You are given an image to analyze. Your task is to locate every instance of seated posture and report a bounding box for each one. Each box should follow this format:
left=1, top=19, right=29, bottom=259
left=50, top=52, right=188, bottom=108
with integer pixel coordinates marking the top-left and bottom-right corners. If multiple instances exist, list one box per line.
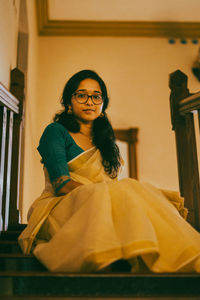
left=19, top=70, right=200, bottom=273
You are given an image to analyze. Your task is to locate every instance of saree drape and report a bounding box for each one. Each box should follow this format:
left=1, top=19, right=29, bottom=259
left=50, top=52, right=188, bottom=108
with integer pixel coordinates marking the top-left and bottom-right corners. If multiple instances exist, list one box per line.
left=18, top=148, right=200, bottom=273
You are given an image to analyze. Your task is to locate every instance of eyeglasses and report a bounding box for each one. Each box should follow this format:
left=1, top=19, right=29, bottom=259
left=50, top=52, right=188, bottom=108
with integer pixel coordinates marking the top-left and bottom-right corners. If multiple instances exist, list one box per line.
left=72, top=92, right=103, bottom=105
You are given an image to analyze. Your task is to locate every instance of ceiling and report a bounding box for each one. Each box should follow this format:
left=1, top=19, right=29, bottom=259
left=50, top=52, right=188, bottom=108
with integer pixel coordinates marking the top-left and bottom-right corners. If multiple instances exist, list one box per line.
left=48, top=0, right=200, bottom=22
left=36, top=0, right=200, bottom=37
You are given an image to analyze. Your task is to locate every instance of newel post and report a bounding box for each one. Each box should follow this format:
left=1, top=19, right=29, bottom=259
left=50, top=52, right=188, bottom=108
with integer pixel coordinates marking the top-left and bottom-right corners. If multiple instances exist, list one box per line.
left=9, top=68, right=24, bottom=228
left=169, top=70, right=200, bottom=230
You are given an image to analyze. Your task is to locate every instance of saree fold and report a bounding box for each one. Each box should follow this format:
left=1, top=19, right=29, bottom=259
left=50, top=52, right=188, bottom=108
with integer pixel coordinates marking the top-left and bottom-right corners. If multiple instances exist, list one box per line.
left=18, top=148, right=200, bottom=273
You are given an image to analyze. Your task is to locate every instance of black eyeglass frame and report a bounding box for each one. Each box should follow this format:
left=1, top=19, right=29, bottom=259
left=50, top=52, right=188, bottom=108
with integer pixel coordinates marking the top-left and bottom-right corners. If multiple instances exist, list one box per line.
left=72, top=92, right=104, bottom=105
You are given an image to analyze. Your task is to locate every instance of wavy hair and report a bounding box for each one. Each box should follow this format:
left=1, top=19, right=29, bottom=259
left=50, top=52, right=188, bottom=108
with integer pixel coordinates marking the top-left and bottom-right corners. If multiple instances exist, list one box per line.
left=53, top=70, right=121, bottom=178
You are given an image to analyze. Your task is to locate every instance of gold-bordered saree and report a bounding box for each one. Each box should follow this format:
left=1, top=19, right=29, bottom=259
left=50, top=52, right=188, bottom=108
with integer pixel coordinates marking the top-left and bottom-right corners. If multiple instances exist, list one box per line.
left=18, top=147, right=200, bottom=273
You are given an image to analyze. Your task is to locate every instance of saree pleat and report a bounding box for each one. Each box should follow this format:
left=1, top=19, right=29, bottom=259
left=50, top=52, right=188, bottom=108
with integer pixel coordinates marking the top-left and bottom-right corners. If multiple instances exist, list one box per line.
left=18, top=148, right=200, bottom=273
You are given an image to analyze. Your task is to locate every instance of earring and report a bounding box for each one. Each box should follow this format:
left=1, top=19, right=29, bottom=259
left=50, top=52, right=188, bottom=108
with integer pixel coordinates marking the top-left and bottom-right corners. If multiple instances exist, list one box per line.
left=99, top=112, right=104, bottom=118
left=67, top=105, right=72, bottom=114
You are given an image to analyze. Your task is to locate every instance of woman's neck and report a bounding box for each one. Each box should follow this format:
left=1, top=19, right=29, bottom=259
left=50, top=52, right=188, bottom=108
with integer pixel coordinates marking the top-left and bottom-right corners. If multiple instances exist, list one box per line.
left=79, top=123, right=92, bottom=137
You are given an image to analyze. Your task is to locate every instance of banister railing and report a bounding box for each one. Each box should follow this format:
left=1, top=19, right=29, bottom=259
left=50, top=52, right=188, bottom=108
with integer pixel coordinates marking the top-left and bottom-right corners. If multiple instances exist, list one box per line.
left=0, top=68, right=24, bottom=232
left=0, top=85, right=19, bottom=113
left=169, top=70, right=200, bottom=230
left=179, top=92, right=200, bottom=114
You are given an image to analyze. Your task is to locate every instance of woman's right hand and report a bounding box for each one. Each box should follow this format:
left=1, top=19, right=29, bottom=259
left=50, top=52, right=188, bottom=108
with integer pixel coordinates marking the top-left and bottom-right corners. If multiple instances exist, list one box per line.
left=57, top=179, right=83, bottom=196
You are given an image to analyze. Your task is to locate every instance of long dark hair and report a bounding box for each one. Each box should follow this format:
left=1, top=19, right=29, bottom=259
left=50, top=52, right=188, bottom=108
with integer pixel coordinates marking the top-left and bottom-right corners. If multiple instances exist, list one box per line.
left=54, top=70, right=121, bottom=178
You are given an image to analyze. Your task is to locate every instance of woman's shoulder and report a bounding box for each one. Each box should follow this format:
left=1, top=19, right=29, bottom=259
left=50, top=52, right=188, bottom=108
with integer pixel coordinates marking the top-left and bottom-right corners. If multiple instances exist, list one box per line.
left=45, top=122, right=67, bottom=131
left=39, top=123, right=73, bottom=146
left=42, top=122, right=70, bottom=137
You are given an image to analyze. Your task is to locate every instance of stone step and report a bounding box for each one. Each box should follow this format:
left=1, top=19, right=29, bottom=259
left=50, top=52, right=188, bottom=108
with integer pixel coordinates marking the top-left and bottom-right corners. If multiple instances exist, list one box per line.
left=3, top=297, right=187, bottom=300
left=0, top=254, right=46, bottom=271
left=0, top=230, right=22, bottom=241
left=7, top=224, right=27, bottom=231
left=3, top=297, right=183, bottom=300
left=0, top=224, right=26, bottom=241
left=0, top=271, right=200, bottom=298
left=0, top=241, right=21, bottom=254
left=1, top=225, right=200, bottom=299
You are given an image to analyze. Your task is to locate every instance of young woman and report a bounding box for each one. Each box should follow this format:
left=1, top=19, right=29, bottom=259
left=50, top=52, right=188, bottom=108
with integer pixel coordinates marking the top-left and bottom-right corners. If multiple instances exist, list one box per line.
left=19, top=70, right=200, bottom=273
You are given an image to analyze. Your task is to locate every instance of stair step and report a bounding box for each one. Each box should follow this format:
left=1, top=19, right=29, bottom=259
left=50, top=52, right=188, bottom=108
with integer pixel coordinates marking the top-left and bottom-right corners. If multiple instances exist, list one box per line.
left=0, top=241, right=21, bottom=254
left=0, top=254, right=46, bottom=271
left=0, top=296, right=197, bottom=299
left=1, top=223, right=200, bottom=299
left=7, top=224, right=27, bottom=232
left=0, top=230, right=22, bottom=241
left=0, top=271, right=200, bottom=298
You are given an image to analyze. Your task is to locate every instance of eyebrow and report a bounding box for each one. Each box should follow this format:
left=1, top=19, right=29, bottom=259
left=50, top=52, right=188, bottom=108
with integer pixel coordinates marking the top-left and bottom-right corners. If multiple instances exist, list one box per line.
left=76, top=89, right=101, bottom=93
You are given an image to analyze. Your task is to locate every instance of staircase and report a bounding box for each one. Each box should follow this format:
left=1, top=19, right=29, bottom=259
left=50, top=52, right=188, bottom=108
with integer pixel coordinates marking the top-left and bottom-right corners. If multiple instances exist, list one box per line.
left=0, top=226, right=200, bottom=299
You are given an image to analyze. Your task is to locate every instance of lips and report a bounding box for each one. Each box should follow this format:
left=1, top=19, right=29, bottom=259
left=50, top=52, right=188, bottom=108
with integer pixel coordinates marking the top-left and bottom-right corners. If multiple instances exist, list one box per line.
left=83, top=109, right=95, bottom=112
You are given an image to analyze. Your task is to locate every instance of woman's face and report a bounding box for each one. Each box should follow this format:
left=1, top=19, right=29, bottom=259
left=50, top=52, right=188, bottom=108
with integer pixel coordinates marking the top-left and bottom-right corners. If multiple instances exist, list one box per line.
left=71, top=78, right=103, bottom=124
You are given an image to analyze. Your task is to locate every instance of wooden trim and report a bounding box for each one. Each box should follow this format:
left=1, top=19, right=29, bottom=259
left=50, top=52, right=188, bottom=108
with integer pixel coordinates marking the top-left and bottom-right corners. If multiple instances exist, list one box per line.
left=114, top=128, right=138, bottom=179
left=169, top=70, right=200, bottom=230
left=3, top=111, right=14, bottom=231
left=114, top=128, right=138, bottom=144
left=0, top=83, right=19, bottom=114
left=36, top=0, right=200, bottom=37
left=9, top=68, right=25, bottom=228
left=179, top=92, right=200, bottom=115
left=0, top=107, right=7, bottom=231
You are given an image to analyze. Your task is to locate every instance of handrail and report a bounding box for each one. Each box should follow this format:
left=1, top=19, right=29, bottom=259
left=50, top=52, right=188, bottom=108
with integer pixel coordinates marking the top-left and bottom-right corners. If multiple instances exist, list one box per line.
left=0, top=82, right=19, bottom=114
left=179, top=92, right=200, bottom=115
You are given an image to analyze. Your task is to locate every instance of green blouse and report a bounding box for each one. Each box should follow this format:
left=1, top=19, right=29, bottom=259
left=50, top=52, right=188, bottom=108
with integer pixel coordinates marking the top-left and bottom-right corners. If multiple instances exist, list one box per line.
left=37, top=122, right=84, bottom=192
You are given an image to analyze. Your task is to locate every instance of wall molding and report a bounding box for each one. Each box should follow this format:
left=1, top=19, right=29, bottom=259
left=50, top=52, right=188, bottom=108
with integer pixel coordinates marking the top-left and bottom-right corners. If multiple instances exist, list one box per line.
left=36, top=0, right=200, bottom=37
left=114, top=128, right=138, bottom=179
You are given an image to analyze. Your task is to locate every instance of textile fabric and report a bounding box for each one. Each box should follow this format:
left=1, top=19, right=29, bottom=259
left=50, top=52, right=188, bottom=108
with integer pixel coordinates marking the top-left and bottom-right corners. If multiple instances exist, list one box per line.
left=18, top=148, right=200, bottom=273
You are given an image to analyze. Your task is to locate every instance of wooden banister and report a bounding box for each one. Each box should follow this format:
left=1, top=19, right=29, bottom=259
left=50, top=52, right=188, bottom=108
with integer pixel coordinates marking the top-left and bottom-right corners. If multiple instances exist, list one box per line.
left=179, top=92, right=200, bottom=114
left=9, top=68, right=24, bottom=228
left=169, top=70, right=200, bottom=230
left=0, top=68, right=24, bottom=231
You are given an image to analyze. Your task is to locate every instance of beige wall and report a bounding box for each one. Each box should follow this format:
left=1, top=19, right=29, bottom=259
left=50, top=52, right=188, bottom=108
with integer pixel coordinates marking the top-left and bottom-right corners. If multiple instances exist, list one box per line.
left=21, top=35, right=200, bottom=222
left=1, top=2, right=199, bottom=223
left=22, top=0, right=39, bottom=222
left=0, top=0, right=20, bottom=87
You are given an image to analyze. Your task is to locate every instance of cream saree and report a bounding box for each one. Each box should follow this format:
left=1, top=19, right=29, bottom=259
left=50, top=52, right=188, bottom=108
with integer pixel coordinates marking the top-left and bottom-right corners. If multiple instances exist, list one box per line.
left=18, top=147, right=200, bottom=273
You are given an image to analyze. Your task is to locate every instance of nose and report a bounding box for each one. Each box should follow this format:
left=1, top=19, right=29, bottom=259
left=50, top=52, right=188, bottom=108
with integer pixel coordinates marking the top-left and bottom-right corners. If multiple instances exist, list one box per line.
left=86, top=95, right=94, bottom=105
